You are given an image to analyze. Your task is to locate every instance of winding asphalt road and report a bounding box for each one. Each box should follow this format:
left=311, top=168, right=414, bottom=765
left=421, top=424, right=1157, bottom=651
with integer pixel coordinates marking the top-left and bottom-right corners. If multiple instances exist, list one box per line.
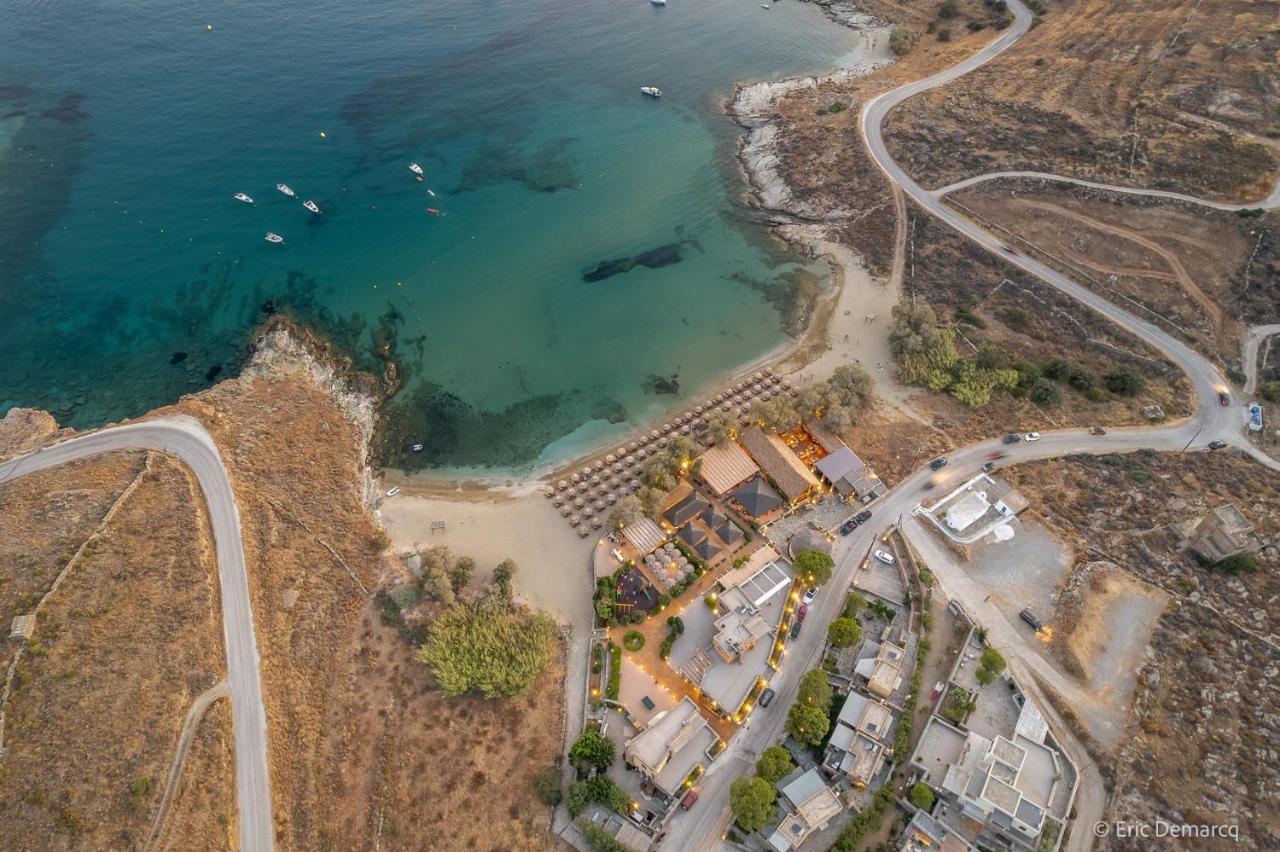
left=0, top=416, right=273, bottom=852
left=932, top=170, right=1280, bottom=212
left=667, top=3, right=1278, bottom=850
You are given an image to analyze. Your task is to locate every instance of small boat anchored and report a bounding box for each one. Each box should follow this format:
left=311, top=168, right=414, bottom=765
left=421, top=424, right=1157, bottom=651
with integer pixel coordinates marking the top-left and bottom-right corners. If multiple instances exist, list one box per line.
left=265, top=232, right=284, bottom=243
left=410, top=163, right=424, bottom=181
left=640, top=86, right=663, bottom=98
left=426, top=207, right=442, bottom=216
left=276, top=183, right=295, bottom=197
left=234, top=192, right=254, bottom=204
left=426, top=188, right=437, bottom=198
left=651, top=0, right=667, bottom=5
left=302, top=199, right=322, bottom=214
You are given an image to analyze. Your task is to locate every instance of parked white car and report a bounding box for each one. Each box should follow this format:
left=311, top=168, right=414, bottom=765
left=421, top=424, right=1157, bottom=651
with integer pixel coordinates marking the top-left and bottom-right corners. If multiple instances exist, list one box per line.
left=802, top=587, right=818, bottom=605
left=873, top=549, right=895, bottom=565
left=1024, top=432, right=1041, bottom=442
left=611, top=548, right=626, bottom=563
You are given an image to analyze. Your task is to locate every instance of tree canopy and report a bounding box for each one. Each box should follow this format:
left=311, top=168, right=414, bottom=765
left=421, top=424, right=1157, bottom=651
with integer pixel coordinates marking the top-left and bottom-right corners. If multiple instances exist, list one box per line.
left=755, top=746, right=795, bottom=784
left=794, top=550, right=834, bottom=586
left=569, top=729, right=616, bottom=771
left=418, top=599, right=557, bottom=698
left=890, top=304, right=1020, bottom=407
left=729, top=776, right=777, bottom=832
left=980, top=647, right=1007, bottom=674
left=827, top=617, right=861, bottom=649
left=785, top=702, right=830, bottom=746
left=908, top=782, right=936, bottom=811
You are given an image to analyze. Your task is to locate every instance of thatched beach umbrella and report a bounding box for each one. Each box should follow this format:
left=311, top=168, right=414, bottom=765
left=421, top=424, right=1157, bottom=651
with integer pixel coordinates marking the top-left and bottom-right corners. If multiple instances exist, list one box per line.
left=558, top=479, right=570, bottom=491
left=607, top=492, right=617, bottom=504
left=680, top=425, right=691, bottom=435
left=754, top=371, right=764, bottom=380
left=734, top=382, right=744, bottom=392
left=612, top=462, right=623, bottom=473
left=624, top=455, right=634, bottom=466
left=561, top=506, right=571, bottom=517
left=694, top=404, right=704, bottom=414
left=628, top=440, right=639, bottom=451
left=592, top=517, right=604, bottom=528
left=590, top=474, right=600, bottom=485
left=658, top=437, right=668, bottom=447
left=583, top=507, right=594, bottom=518
left=552, top=496, right=563, bottom=507
left=574, top=497, right=585, bottom=508
left=569, top=516, right=580, bottom=526
left=761, top=391, right=773, bottom=401
left=570, top=473, right=580, bottom=484
left=606, top=453, right=616, bottom=464
left=629, top=478, right=641, bottom=489
left=579, top=527, right=590, bottom=538
left=594, top=500, right=605, bottom=511
left=714, top=393, right=724, bottom=402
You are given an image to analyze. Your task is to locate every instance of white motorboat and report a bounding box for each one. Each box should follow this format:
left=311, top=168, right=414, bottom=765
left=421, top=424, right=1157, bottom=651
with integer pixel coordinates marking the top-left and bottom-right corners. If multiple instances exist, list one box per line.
left=641, top=86, right=662, bottom=98
left=409, top=163, right=424, bottom=176
left=426, top=189, right=436, bottom=197
left=265, top=232, right=284, bottom=243
left=234, top=192, right=254, bottom=204
left=411, top=443, right=424, bottom=452
left=276, top=183, right=295, bottom=197
left=302, top=199, right=322, bottom=214
left=651, top=0, right=667, bottom=5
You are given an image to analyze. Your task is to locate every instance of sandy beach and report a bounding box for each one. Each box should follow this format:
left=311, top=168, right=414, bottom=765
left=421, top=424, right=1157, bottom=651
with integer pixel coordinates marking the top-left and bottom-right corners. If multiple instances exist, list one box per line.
left=378, top=488, right=595, bottom=627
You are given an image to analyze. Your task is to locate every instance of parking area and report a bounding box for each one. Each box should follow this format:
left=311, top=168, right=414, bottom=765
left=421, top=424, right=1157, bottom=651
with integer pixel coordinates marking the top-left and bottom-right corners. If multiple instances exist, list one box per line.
left=964, top=516, right=1072, bottom=624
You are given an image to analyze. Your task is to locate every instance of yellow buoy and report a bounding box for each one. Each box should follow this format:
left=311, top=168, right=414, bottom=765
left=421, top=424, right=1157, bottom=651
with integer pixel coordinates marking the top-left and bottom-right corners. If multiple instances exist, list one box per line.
left=319, top=131, right=327, bottom=138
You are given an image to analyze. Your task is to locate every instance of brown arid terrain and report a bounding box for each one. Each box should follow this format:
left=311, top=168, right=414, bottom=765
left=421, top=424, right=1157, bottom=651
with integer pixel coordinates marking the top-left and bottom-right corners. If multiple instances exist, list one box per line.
left=0, top=448, right=229, bottom=850
left=882, top=0, right=1280, bottom=202
left=0, top=319, right=568, bottom=851
left=1003, top=450, right=1279, bottom=848
left=949, top=181, right=1280, bottom=365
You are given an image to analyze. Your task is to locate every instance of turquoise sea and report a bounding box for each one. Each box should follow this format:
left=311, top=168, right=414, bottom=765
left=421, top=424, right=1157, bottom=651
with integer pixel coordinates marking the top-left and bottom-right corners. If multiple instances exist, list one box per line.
left=0, top=0, right=866, bottom=473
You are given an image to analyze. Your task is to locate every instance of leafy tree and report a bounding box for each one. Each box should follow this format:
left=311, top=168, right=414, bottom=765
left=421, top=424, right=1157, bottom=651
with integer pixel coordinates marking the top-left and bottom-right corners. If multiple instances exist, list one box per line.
left=1028, top=377, right=1061, bottom=406
left=755, top=746, right=795, bottom=784
left=889, top=303, right=942, bottom=357
left=793, top=550, right=834, bottom=586
left=576, top=817, right=632, bottom=852
left=889, top=25, right=918, bottom=55
left=493, top=558, right=517, bottom=599
left=908, top=782, right=936, bottom=811
left=421, top=544, right=451, bottom=571
left=533, top=767, right=563, bottom=806
left=1260, top=381, right=1280, bottom=404
left=729, top=776, right=777, bottom=832
left=567, top=777, right=629, bottom=817
left=938, top=0, right=959, bottom=18
left=975, top=666, right=996, bottom=685
left=1042, top=359, right=1072, bottom=381
left=827, top=617, right=861, bottom=649
left=797, top=669, right=833, bottom=709
left=786, top=702, right=830, bottom=746
left=450, top=555, right=475, bottom=593
left=980, top=647, right=1007, bottom=674
left=418, top=599, right=557, bottom=697
left=705, top=413, right=737, bottom=446
left=595, top=597, right=615, bottom=624
left=1104, top=366, right=1145, bottom=397
left=754, top=397, right=801, bottom=431
left=1067, top=366, right=1097, bottom=393
left=569, top=729, right=616, bottom=772
left=607, top=495, right=645, bottom=530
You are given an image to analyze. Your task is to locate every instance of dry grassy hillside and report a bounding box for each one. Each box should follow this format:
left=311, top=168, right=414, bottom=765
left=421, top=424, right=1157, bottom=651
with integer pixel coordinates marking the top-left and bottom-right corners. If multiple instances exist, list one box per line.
left=1004, top=450, right=1279, bottom=848
left=883, top=0, right=1280, bottom=200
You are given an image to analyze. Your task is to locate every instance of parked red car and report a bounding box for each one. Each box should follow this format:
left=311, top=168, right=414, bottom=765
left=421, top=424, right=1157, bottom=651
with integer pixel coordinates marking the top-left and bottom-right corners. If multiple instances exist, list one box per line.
left=680, top=790, right=699, bottom=810
left=796, top=605, right=809, bottom=623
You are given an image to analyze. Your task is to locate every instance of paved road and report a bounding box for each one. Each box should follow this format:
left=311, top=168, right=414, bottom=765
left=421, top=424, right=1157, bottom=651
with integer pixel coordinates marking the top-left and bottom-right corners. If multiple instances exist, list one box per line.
left=0, top=416, right=273, bottom=852
left=668, top=3, right=1279, bottom=849
left=932, top=170, right=1280, bottom=212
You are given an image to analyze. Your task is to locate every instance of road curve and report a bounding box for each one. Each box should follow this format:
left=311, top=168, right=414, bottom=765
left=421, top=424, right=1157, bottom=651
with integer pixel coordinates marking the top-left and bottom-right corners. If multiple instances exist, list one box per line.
left=931, top=170, right=1280, bottom=212
left=0, top=416, right=273, bottom=852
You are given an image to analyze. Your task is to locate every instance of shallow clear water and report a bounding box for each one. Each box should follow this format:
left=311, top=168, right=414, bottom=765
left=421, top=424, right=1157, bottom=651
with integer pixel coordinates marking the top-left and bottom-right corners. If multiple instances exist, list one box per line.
left=0, top=0, right=866, bottom=473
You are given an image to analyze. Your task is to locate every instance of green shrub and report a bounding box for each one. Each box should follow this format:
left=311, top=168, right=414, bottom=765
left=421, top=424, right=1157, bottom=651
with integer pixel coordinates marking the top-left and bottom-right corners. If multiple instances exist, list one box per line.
left=980, top=647, right=1007, bottom=674
left=827, top=101, right=849, bottom=113
left=1260, top=381, right=1280, bottom=403
left=1028, top=378, right=1061, bottom=405
left=975, top=666, right=995, bottom=685
left=418, top=600, right=557, bottom=698
left=1067, top=367, right=1097, bottom=392
left=388, top=583, right=420, bottom=611
left=1130, top=467, right=1151, bottom=483
left=844, top=592, right=867, bottom=617
left=1104, top=366, right=1145, bottom=397
left=830, top=786, right=896, bottom=851
left=908, top=782, right=936, bottom=810
left=1209, top=552, right=1258, bottom=574
left=570, top=729, right=617, bottom=772
left=936, top=26, right=952, bottom=41
left=1034, top=56, right=1046, bottom=66
left=1085, top=386, right=1108, bottom=402
left=533, top=768, right=563, bottom=806
left=607, top=644, right=622, bottom=699
left=623, top=630, right=645, bottom=652
left=889, top=25, right=918, bottom=56
left=967, top=19, right=987, bottom=30
left=567, top=777, right=628, bottom=817
left=938, top=0, right=959, bottom=17
left=576, top=818, right=629, bottom=852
